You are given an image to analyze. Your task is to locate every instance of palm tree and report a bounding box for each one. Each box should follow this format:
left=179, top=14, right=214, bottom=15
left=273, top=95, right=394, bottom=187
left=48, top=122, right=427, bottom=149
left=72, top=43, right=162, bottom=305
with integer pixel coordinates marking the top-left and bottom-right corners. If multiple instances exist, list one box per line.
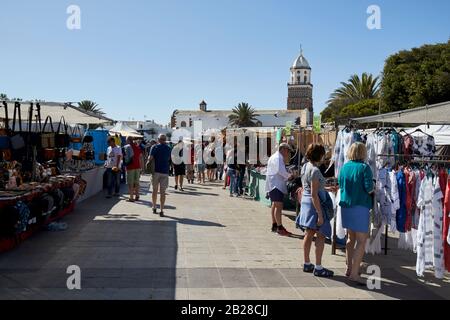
left=228, top=102, right=259, bottom=127
left=0, top=93, right=8, bottom=101
left=327, top=73, right=381, bottom=106
left=78, top=100, right=105, bottom=115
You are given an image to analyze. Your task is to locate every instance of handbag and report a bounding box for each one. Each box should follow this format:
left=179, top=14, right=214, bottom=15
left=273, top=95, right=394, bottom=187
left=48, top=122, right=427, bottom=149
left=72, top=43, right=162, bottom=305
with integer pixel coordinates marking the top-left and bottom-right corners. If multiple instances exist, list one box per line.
left=55, top=116, right=70, bottom=148
left=145, top=158, right=155, bottom=174
left=44, top=148, right=56, bottom=161
left=0, top=101, right=11, bottom=149
left=41, top=116, right=56, bottom=148
left=28, top=102, right=42, bottom=147
left=71, top=126, right=82, bottom=143
left=10, top=102, right=26, bottom=150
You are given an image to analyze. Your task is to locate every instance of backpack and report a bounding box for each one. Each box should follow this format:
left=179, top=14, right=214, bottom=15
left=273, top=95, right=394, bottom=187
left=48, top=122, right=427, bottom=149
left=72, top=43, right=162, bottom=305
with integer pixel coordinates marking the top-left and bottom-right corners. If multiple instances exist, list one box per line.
left=123, top=145, right=134, bottom=166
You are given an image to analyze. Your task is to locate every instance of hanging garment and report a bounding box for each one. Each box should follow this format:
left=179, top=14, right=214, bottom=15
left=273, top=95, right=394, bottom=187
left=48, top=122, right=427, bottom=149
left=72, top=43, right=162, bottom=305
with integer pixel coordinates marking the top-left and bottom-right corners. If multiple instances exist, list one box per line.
left=402, top=134, right=414, bottom=160
left=416, top=176, right=445, bottom=279
left=335, top=191, right=346, bottom=240
left=405, top=169, right=416, bottom=232
left=444, top=178, right=450, bottom=272
left=412, top=135, right=436, bottom=157
left=396, top=170, right=407, bottom=233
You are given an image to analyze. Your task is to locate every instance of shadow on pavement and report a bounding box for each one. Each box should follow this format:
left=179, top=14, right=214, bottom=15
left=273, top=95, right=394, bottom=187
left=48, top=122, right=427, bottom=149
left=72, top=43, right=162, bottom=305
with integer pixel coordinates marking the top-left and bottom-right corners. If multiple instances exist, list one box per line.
left=163, top=215, right=225, bottom=228
left=0, top=186, right=179, bottom=300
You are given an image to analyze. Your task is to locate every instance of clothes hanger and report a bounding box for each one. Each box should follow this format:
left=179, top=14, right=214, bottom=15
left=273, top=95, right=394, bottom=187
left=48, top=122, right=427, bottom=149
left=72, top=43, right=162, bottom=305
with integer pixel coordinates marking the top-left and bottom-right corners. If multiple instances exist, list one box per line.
left=409, top=128, right=433, bottom=138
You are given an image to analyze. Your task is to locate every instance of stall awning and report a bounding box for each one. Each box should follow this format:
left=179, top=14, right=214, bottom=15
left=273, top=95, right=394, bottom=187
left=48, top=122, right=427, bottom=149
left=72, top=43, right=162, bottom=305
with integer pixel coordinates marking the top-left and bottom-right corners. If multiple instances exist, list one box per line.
left=351, top=101, right=450, bottom=125
left=0, top=101, right=114, bottom=125
left=109, top=122, right=143, bottom=138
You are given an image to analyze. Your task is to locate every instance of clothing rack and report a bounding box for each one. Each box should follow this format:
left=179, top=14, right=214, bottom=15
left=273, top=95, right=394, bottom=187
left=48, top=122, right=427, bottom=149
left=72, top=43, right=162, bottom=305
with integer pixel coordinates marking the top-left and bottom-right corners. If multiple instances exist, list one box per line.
left=376, top=154, right=450, bottom=255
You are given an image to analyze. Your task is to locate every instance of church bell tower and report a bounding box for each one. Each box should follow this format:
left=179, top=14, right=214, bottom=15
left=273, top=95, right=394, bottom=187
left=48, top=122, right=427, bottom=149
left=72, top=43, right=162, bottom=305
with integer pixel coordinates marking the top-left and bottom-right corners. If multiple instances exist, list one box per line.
left=287, top=47, right=313, bottom=125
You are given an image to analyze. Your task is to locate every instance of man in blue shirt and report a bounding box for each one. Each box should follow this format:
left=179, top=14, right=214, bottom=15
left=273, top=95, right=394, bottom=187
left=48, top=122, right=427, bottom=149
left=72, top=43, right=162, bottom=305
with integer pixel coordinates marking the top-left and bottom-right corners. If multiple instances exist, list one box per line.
left=149, top=134, right=172, bottom=216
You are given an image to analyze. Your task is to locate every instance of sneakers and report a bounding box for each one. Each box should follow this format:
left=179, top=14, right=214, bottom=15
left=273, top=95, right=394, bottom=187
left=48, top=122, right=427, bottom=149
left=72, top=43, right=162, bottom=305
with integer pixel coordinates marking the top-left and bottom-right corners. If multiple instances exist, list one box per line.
left=303, top=263, right=315, bottom=273
left=277, top=226, right=291, bottom=237
left=313, top=267, right=334, bottom=278
left=152, top=208, right=157, bottom=214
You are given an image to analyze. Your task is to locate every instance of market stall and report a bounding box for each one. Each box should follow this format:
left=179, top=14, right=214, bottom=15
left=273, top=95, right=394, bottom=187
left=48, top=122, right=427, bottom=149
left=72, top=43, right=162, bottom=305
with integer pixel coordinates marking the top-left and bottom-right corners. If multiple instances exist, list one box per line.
left=0, top=101, right=112, bottom=252
left=336, top=101, right=450, bottom=279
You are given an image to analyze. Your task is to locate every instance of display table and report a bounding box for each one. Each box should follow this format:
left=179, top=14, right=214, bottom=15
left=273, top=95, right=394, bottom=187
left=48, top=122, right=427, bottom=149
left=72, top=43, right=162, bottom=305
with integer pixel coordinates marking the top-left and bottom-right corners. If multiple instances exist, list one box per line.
left=248, top=170, right=271, bottom=207
left=248, top=170, right=295, bottom=209
left=77, top=167, right=106, bottom=203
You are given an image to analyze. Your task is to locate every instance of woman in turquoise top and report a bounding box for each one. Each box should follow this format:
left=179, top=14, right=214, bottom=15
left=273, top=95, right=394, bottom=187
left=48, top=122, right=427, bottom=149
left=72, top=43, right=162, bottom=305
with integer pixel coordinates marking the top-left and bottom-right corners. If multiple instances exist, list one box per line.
left=338, top=142, right=374, bottom=285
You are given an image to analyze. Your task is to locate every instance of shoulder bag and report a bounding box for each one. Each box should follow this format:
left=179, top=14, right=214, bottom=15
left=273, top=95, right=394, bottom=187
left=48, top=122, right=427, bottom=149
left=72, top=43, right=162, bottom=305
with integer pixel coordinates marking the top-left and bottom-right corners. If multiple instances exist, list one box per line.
left=41, top=116, right=56, bottom=149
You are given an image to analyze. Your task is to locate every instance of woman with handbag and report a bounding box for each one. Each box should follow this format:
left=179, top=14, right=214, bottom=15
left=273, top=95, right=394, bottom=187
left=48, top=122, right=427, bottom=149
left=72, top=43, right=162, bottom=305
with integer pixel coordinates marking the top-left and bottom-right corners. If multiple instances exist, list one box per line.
left=297, top=144, right=334, bottom=278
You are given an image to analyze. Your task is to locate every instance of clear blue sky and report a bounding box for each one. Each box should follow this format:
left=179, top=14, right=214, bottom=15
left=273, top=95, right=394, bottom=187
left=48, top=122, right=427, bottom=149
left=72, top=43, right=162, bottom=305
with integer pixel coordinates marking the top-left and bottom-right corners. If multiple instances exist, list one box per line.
left=0, top=0, right=449, bottom=125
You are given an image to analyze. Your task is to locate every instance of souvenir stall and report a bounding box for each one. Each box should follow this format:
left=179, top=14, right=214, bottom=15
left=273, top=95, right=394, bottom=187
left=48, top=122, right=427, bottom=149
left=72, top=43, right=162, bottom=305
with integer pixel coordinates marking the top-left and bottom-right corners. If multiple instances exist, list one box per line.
left=0, top=101, right=112, bottom=253
left=334, top=101, right=450, bottom=279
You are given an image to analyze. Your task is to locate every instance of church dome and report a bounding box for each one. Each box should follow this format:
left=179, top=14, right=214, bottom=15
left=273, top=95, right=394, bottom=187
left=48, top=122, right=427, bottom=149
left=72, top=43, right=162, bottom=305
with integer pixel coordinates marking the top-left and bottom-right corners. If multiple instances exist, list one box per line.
left=292, top=53, right=310, bottom=69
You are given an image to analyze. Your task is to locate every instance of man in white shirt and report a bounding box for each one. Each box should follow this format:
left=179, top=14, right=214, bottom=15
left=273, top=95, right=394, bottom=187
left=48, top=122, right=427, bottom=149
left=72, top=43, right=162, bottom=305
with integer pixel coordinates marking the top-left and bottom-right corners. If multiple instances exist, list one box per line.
left=105, top=137, right=123, bottom=198
left=265, top=143, right=292, bottom=236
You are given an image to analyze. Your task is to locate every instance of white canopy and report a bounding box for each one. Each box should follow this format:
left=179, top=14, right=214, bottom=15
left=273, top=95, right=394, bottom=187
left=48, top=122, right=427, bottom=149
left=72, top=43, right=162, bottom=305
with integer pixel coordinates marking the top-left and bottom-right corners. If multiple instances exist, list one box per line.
left=351, top=101, right=450, bottom=125
left=109, top=122, right=143, bottom=138
left=0, top=101, right=113, bottom=125
left=405, top=125, right=450, bottom=146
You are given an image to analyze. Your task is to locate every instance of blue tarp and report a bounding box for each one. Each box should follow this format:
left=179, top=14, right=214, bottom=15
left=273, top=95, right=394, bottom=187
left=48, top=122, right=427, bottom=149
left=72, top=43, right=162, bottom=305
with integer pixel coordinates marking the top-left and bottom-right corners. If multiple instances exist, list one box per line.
left=86, top=129, right=109, bottom=165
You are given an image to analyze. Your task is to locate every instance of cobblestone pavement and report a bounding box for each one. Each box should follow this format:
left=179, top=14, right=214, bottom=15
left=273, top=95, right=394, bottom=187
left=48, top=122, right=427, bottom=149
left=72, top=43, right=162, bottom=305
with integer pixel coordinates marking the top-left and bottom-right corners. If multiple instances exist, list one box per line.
left=0, top=175, right=449, bottom=300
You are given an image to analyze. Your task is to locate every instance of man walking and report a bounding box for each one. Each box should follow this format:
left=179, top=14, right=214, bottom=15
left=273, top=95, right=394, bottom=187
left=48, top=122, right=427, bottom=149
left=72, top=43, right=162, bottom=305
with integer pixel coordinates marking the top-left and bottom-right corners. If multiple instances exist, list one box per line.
left=265, top=143, right=292, bottom=236
left=125, top=137, right=143, bottom=202
left=149, top=134, right=171, bottom=217
left=105, top=137, right=123, bottom=199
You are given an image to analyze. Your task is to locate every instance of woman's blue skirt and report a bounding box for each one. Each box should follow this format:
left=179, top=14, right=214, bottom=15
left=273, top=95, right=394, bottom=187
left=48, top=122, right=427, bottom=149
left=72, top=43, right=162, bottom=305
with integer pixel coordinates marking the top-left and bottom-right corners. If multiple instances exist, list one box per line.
left=341, top=206, right=370, bottom=233
left=296, top=193, right=332, bottom=239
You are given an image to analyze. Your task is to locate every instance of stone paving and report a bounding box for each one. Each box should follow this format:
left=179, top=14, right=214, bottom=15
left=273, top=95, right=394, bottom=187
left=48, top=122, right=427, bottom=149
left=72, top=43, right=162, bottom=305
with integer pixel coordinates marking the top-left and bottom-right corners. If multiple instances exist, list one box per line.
left=0, top=175, right=449, bottom=300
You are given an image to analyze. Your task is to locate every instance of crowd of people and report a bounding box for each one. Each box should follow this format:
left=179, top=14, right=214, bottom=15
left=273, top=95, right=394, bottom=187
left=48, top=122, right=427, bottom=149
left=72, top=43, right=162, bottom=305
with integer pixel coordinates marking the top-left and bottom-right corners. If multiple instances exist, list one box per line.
left=105, top=133, right=373, bottom=286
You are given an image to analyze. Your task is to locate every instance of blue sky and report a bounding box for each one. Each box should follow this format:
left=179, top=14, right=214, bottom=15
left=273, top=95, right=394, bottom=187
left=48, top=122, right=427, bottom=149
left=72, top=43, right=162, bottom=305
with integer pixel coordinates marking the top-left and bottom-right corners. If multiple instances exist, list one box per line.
left=0, top=0, right=449, bottom=125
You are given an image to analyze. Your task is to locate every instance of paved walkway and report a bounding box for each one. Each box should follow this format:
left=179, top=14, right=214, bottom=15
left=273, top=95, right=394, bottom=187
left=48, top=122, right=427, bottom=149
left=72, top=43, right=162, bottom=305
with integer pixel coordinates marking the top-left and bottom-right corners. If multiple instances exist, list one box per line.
left=0, top=175, right=449, bottom=300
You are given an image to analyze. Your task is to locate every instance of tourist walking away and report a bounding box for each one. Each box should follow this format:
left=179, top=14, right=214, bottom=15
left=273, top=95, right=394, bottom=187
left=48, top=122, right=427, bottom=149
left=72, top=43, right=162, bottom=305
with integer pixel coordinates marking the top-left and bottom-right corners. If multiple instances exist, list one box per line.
left=206, top=138, right=217, bottom=182
left=124, top=137, right=143, bottom=202
left=338, top=142, right=374, bottom=285
left=173, top=139, right=186, bottom=191
left=149, top=134, right=171, bottom=217
left=195, top=142, right=206, bottom=184
left=105, top=137, right=123, bottom=199
left=186, top=143, right=195, bottom=184
left=265, top=143, right=292, bottom=236
left=297, top=144, right=334, bottom=278
left=226, top=146, right=240, bottom=197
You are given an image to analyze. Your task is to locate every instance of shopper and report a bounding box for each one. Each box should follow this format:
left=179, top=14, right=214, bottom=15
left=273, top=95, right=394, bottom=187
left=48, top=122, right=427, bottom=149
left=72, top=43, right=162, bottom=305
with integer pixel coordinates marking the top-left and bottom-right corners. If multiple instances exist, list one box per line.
left=265, top=143, right=292, bottom=236
left=125, top=137, right=143, bottom=202
left=173, top=139, right=186, bottom=191
left=149, top=134, right=171, bottom=216
left=195, top=142, right=206, bottom=184
left=297, top=144, right=334, bottom=278
left=105, top=137, right=123, bottom=199
left=206, top=138, right=217, bottom=182
left=338, top=142, right=374, bottom=285
left=186, top=143, right=195, bottom=184
left=226, top=147, right=239, bottom=197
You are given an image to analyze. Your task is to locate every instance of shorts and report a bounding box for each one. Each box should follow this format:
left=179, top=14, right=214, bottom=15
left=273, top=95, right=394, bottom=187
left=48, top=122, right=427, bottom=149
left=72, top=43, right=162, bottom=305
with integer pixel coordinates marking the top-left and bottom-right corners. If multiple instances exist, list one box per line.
left=268, top=188, right=285, bottom=203
left=174, top=164, right=186, bottom=176
left=127, top=169, right=141, bottom=187
left=195, top=164, right=206, bottom=172
left=152, top=172, right=169, bottom=193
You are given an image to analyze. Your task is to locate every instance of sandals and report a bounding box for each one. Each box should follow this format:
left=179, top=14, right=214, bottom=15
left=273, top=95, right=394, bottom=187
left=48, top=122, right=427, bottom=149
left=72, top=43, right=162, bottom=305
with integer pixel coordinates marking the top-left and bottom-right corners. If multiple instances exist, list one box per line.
left=313, top=268, right=334, bottom=278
